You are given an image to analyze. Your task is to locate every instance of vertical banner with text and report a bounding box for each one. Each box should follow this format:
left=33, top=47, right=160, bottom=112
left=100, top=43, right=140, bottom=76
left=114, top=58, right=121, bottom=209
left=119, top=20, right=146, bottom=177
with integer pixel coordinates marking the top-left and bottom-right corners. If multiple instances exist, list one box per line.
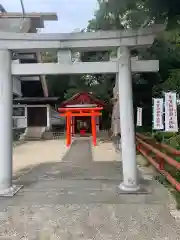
left=153, top=98, right=164, bottom=130
left=164, top=92, right=178, bottom=132
left=136, top=107, right=142, bottom=126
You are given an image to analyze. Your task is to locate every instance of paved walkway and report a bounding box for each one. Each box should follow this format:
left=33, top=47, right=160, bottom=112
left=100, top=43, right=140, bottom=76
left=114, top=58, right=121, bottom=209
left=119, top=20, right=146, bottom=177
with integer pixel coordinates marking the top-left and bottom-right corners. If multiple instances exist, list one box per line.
left=0, top=139, right=179, bottom=239
left=62, top=138, right=92, bottom=164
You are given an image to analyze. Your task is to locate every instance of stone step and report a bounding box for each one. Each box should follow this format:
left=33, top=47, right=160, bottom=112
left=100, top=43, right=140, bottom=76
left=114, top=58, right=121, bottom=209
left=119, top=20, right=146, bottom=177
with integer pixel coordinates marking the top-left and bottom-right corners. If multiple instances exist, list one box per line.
left=22, top=127, right=46, bottom=140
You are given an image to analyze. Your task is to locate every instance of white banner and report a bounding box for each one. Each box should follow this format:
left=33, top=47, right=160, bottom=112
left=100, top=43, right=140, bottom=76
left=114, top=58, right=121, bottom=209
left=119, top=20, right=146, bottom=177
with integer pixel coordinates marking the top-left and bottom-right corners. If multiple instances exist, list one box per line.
left=164, top=92, right=178, bottom=132
left=136, top=107, right=142, bottom=126
left=153, top=98, right=164, bottom=130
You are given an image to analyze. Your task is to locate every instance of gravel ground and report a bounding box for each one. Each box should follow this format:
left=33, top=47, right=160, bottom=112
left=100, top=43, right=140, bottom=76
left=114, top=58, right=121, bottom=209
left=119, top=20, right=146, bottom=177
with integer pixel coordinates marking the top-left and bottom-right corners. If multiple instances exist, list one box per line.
left=13, top=139, right=68, bottom=173
left=92, top=140, right=120, bottom=162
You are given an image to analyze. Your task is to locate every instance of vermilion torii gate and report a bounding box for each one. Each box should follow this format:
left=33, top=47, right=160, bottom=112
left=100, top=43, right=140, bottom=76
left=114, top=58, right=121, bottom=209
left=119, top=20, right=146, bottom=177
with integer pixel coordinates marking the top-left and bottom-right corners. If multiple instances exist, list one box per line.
left=59, top=106, right=103, bottom=147
left=0, top=25, right=163, bottom=196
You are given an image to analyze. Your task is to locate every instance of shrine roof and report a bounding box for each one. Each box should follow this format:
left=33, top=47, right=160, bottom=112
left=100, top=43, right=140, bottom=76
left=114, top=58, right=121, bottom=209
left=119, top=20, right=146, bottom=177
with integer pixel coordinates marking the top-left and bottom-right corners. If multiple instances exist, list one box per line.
left=13, top=97, right=60, bottom=104
left=60, top=92, right=105, bottom=108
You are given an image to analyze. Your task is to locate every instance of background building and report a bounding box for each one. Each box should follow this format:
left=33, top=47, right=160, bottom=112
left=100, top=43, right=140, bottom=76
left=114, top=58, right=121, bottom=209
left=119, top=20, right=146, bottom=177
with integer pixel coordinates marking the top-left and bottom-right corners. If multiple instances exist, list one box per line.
left=0, top=5, right=58, bottom=139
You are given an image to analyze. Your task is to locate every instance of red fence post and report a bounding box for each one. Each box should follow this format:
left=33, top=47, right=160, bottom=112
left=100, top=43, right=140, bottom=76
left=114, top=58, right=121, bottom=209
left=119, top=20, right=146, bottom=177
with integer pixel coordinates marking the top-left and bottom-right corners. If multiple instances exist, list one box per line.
left=91, top=115, right=97, bottom=146
left=66, top=114, right=71, bottom=147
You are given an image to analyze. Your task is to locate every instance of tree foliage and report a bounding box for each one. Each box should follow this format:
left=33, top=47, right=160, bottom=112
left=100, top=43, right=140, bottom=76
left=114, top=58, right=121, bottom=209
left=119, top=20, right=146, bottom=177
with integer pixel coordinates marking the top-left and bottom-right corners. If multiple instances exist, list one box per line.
left=44, top=0, right=180, bottom=130
left=86, top=0, right=180, bottom=129
left=88, top=0, right=180, bottom=30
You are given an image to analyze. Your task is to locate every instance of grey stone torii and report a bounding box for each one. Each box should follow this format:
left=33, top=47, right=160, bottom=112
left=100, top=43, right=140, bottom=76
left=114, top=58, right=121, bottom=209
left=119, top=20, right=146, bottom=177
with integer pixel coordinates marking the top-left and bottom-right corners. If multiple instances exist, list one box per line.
left=0, top=25, right=163, bottom=196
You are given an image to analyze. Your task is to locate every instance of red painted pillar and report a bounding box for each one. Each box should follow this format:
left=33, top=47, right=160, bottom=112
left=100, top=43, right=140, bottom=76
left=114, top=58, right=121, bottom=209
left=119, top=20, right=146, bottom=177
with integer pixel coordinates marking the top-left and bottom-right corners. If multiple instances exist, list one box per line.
left=66, top=114, right=71, bottom=147
left=91, top=115, right=97, bottom=146
left=72, top=117, right=75, bottom=136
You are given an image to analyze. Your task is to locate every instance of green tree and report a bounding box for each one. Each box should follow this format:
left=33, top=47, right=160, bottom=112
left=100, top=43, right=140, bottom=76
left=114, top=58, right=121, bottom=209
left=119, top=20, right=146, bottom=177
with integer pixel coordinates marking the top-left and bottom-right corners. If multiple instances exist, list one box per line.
left=88, top=0, right=180, bottom=30
left=86, top=0, right=180, bottom=130
left=44, top=0, right=180, bottom=131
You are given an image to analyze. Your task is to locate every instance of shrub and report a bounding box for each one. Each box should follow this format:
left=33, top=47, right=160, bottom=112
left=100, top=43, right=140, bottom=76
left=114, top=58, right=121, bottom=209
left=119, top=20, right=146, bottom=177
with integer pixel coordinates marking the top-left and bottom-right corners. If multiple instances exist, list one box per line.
left=153, top=131, right=177, bottom=142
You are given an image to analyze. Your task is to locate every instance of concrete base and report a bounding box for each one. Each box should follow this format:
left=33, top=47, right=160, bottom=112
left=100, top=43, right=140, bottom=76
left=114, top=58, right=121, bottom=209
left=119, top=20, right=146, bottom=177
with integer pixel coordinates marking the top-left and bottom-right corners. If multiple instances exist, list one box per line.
left=118, top=182, right=149, bottom=194
left=0, top=185, right=23, bottom=197
left=42, top=131, right=53, bottom=140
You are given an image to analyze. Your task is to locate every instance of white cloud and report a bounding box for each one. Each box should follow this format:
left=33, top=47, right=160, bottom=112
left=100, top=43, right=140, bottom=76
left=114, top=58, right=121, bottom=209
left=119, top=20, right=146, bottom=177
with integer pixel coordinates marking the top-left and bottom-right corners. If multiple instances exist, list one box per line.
left=0, top=0, right=98, bottom=32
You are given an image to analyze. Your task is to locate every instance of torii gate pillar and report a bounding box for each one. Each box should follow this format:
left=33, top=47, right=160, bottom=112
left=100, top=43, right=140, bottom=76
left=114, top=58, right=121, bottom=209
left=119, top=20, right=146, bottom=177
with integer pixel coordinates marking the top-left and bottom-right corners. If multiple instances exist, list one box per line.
left=117, top=47, right=140, bottom=191
left=0, top=49, right=22, bottom=196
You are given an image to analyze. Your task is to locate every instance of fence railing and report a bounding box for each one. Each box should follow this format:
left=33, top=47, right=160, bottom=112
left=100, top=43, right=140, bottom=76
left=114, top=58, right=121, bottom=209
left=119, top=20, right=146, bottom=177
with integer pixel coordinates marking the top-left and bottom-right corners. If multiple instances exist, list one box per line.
left=136, top=133, right=180, bottom=192
left=136, top=132, right=180, bottom=156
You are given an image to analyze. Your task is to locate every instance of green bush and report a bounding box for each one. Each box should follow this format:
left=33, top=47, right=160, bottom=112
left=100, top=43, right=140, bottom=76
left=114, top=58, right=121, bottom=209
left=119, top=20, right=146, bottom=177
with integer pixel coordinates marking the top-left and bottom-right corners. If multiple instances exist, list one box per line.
left=136, top=126, right=152, bottom=133
left=153, top=131, right=177, bottom=142
left=174, top=134, right=180, bottom=145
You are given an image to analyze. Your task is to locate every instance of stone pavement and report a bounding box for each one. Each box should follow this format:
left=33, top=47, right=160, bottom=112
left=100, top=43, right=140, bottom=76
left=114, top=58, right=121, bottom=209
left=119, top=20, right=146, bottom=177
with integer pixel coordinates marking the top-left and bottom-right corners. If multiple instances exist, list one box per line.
left=0, top=139, right=179, bottom=239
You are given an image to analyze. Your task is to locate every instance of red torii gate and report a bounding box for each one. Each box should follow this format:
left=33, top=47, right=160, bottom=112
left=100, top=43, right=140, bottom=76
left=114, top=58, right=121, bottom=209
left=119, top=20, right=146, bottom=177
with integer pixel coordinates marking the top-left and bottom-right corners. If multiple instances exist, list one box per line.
left=58, top=107, right=103, bottom=147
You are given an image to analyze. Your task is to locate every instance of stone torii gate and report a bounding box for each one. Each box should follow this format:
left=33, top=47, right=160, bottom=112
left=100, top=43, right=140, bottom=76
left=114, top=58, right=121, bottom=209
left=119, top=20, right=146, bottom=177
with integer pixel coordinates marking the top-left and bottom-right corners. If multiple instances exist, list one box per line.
left=0, top=25, right=163, bottom=196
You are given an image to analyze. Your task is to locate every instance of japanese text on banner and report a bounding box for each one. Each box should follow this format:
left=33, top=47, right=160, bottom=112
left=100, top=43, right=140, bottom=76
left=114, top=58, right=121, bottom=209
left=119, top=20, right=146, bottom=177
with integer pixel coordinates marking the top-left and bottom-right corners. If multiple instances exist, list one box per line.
left=164, top=92, right=178, bottom=132
left=153, top=98, right=164, bottom=130
left=136, top=107, right=142, bottom=126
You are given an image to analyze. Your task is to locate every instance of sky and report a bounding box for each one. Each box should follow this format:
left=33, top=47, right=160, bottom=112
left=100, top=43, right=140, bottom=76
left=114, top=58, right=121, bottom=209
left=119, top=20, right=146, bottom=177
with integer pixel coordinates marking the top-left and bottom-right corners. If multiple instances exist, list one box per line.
left=0, top=0, right=98, bottom=32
